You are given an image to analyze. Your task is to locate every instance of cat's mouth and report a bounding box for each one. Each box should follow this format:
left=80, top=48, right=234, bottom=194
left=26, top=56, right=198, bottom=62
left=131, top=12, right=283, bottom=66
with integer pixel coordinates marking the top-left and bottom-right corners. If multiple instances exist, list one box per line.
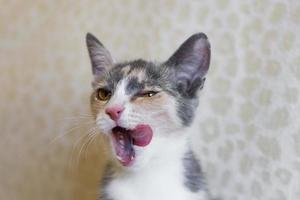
left=111, top=124, right=153, bottom=167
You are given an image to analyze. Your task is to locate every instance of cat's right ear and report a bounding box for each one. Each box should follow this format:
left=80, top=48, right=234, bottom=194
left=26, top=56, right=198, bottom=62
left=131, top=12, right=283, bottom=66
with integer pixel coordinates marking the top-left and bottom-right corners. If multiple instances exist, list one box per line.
left=86, top=33, right=113, bottom=78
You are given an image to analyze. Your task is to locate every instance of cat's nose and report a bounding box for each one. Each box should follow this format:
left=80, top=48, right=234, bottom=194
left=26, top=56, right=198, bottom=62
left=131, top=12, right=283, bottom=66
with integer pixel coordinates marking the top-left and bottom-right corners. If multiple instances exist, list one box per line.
left=105, top=106, right=124, bottom=121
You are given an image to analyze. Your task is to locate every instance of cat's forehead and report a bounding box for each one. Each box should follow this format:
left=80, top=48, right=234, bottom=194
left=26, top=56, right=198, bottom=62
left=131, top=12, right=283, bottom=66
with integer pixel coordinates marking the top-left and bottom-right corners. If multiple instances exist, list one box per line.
left=113, top=60, right=149, bottom=80
left=105, top=59, right=169, bottom=93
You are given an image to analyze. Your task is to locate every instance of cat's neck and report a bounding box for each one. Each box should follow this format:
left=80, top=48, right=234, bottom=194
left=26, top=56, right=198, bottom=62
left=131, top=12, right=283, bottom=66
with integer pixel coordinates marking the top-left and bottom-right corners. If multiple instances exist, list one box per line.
left=123, top=127, right=192, bottom=174
left=149, top=136, right=187, bottom=169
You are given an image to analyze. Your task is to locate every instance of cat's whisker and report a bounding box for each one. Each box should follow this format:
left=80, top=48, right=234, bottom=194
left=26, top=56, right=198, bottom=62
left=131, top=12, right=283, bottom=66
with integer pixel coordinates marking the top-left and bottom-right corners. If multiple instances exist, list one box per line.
left=63, top=121, right=96, bottom=130
left=79, top=131, right=95, bottom=161
left=48, top=121, right=95, bottom=147
left=76, top=127, right=98, bottom=168
left=84, top=131, right=100, bottom=159
left=59, top=119, right=94, bottom=126
left=68, top=126, right=96, bottom=170
left=56, top=114, right=94, bottom=125
left=61, top=113, right=93, bottom=120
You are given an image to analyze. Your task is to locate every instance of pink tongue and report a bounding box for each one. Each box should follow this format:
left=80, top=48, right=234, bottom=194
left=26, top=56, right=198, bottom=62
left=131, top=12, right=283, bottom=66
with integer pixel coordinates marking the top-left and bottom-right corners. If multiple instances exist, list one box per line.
left=131, top=124, right=153, bottom=147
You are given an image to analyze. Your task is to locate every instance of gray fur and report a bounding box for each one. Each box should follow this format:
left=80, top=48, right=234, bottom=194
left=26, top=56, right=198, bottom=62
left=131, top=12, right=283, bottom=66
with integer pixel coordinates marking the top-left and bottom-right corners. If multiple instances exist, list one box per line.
left=106, top=68, right=125, bottom=91
left=177, top=98, right=199, bottom=126
left=183, top=150, right=206, bottom=193
left=126, top=77, right=145, bottom=95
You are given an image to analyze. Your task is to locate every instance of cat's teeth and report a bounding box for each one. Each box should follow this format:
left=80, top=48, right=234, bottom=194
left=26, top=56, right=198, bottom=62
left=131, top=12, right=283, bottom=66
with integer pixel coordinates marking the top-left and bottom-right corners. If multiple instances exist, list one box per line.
left=130, top=155, right=134, bottom=160
left=119, top=139, right=125, bottom=146
left=116, top=155, right=122, bottom=161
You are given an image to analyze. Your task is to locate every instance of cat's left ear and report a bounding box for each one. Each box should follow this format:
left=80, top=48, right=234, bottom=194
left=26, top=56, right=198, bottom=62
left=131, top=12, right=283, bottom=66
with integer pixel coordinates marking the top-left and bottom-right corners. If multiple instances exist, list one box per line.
left=86, top=33, right=113, bottom=78
left=166, top=33, right=210, bottom=97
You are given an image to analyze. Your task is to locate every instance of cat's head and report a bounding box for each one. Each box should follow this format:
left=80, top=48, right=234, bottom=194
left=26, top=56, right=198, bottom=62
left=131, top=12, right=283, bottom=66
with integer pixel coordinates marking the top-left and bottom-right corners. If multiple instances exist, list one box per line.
left=86, top=33, right=210, bottom=168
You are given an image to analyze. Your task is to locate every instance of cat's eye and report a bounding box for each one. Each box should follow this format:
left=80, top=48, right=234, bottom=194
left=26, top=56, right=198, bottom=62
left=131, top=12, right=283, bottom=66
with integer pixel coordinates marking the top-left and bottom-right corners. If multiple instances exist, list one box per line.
left=137, top=91, right=158, bottom=98
left=96, top=88, right=111, bottom=101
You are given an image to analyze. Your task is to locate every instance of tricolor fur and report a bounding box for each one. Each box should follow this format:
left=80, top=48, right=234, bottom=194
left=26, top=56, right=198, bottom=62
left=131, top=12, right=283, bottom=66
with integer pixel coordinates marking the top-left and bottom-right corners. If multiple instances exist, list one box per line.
left=86, top=32, right=211, bottom=200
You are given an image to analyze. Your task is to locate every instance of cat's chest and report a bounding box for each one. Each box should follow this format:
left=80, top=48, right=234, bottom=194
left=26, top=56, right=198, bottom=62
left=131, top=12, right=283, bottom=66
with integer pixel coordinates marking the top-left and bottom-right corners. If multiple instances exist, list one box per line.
left=103, top=163, right=207, bottom=200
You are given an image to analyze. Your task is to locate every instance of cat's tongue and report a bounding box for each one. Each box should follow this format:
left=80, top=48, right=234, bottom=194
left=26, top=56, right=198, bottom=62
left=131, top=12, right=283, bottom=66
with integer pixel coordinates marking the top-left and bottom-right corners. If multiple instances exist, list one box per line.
left=111, top=125, right=153, bottom=166
left=131, top=124, right=153, bottom=147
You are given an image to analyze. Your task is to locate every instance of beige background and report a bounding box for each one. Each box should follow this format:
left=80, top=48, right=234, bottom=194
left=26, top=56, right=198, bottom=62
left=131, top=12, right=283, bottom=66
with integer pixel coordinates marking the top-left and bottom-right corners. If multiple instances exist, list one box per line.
left=1, top=0, right=300, bottom=200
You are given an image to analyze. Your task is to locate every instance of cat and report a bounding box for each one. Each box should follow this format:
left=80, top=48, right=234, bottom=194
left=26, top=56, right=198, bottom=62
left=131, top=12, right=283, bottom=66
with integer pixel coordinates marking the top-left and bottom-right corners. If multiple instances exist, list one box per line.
left=86, top=32, right=211, bottom=200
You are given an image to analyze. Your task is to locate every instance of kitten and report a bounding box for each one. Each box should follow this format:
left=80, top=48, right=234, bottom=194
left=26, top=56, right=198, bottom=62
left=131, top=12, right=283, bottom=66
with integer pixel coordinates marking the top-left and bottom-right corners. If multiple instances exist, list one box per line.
left=86, top=32, right=211, bottom=200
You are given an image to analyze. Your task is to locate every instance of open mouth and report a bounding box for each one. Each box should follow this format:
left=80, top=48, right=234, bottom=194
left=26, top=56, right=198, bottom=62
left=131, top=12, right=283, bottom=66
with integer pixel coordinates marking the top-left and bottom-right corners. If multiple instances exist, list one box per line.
left=111, top=124, right=153, bottom=166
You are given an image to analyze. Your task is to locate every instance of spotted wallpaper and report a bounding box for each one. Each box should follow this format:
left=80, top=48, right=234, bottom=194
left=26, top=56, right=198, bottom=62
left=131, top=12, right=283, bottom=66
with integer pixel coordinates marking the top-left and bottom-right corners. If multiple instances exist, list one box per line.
left=0, top=0, right=300, bottom=199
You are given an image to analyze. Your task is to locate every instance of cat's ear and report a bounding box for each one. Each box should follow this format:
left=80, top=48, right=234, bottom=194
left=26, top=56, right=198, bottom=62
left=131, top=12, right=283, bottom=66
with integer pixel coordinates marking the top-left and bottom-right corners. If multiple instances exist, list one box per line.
left=166, top=33, right=210, bottom=97
left=86, top=33, right=113, bottom=78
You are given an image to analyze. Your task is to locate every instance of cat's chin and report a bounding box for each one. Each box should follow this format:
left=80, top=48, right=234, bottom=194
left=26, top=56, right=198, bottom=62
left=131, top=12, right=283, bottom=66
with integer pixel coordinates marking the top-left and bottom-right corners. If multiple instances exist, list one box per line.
left=110, top=124, right=153, bottom=167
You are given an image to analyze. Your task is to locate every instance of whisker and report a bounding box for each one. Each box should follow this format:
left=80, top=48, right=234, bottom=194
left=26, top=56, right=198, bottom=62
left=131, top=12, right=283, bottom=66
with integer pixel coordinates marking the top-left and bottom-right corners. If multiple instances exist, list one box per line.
left=61, top=114, right=93, bottom=120
left=48, top=120, right=96, bottom=146
left=55, top=113, right=94, bottom=124
left=84, top=131, right=100, bottom=159
left=75, top=127, right=98, bottom=168
left=68, top=127, right=96, bottom=170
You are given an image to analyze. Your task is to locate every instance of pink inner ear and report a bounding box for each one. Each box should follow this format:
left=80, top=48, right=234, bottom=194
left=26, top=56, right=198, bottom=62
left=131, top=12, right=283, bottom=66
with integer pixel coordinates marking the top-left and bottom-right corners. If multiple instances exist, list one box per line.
left=166, top=33, right=210, bottom=82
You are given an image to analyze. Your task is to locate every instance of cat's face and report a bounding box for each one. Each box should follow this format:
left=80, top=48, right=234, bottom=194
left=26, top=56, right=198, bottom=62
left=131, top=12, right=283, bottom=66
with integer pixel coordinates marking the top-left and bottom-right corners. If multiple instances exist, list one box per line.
left=86, top=33, right=210, bottom=168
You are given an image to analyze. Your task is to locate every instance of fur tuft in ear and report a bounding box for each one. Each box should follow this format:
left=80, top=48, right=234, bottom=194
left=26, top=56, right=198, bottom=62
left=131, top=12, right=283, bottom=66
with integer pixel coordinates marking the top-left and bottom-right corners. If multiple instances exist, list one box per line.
left=86, top=33, right=113, bottom=78
left=166, top=33, right=211, bottom=98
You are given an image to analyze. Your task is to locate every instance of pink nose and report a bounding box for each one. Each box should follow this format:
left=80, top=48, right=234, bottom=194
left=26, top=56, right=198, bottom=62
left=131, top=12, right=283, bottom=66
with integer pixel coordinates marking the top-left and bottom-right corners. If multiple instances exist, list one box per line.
left=105, top=106, right=124, bottom=121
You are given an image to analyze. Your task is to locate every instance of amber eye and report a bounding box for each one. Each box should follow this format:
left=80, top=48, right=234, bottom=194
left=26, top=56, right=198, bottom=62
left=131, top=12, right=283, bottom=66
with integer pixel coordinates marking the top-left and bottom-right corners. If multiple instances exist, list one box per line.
left=138, top=91, right=158, bottom=98
left=96, top=88, right=111, bottom=101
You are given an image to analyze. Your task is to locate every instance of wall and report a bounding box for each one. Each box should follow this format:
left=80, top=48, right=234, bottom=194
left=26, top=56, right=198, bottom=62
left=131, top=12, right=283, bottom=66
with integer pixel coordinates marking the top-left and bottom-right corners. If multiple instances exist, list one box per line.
left=0, top=0, right=299, bottom=199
